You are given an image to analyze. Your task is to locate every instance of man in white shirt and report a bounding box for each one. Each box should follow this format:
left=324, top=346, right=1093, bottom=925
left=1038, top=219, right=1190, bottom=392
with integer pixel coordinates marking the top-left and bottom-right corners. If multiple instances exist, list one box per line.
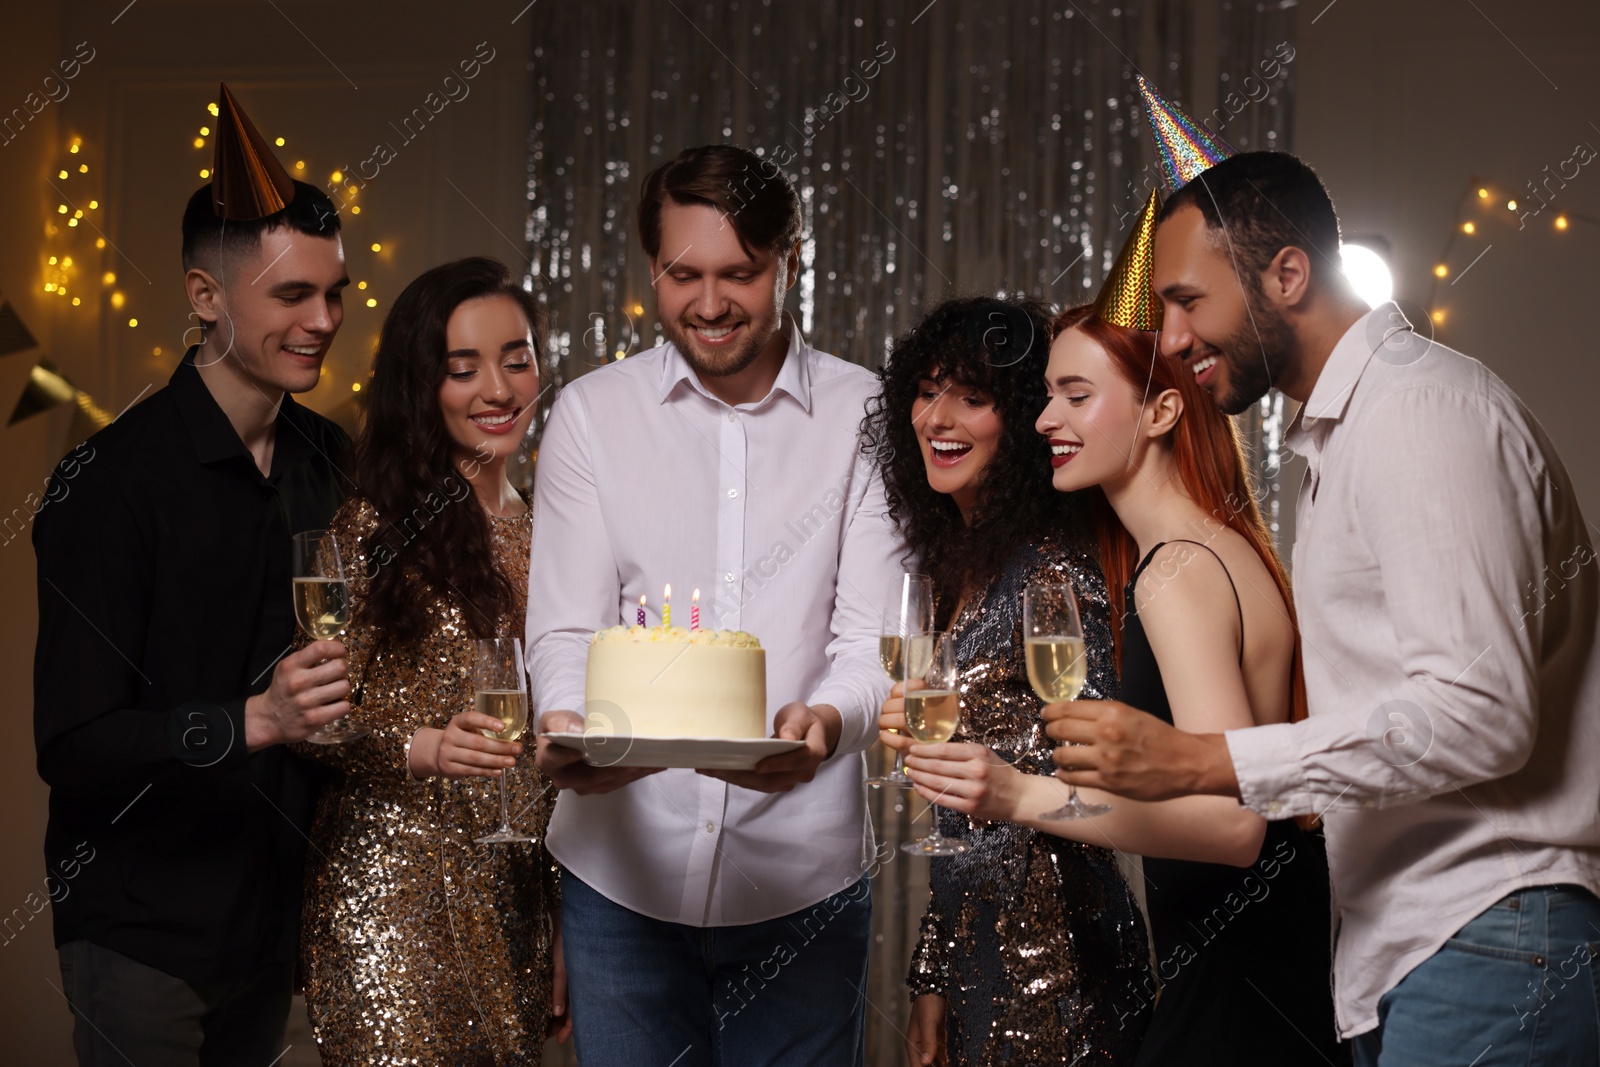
left=1047, top=151, right=1600, bottom=1066
left=528, top=144, right=902, bottom=1066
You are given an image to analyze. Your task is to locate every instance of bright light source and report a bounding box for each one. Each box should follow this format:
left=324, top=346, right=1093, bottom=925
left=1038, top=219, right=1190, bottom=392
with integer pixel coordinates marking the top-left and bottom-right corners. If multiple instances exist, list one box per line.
left=1340, top=243, right=1393, bottom=309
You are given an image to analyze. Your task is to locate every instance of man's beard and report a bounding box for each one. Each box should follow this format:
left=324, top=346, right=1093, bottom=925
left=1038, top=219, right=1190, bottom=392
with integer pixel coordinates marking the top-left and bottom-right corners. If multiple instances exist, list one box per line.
left=1212, top=289, right=1298, bottom=415
left=662, top=314, right=779, bottom=380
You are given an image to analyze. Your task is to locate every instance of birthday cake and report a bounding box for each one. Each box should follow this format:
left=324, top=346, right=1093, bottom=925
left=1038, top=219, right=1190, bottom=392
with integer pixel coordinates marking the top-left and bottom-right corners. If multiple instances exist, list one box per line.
left=585, top=625, right=767, bottom=739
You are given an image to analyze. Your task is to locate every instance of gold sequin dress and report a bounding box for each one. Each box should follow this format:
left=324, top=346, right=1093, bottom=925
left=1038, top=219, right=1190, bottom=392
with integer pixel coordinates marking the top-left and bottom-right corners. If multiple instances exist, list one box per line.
left=294, top=497, right=557, bottom=1065
left=908, top=540, right=1153, bottom=1065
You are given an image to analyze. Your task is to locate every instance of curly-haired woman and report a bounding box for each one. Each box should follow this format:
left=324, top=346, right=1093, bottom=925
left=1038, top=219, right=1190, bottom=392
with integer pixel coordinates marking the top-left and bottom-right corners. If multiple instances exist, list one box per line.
left=904, top=297, right=1344, bottom=1066
left=866, top=295, right=1152, bottom=1067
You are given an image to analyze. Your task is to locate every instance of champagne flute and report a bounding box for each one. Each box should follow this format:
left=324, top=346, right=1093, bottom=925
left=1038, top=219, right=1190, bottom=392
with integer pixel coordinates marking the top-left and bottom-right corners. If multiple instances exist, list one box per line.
left=1024, top=582, right=1111, bottom=819
left=473, top=637, right=536, bottom=845
left=868, top=573, right=935, bottom=788
left=900, top=632, right=968, bottom=856
left=292, top=531, right=369, bottom=744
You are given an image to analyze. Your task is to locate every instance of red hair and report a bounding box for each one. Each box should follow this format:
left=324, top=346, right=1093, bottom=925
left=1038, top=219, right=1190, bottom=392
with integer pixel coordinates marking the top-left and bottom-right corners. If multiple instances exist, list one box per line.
left=1049, top=305, right=1307, bottom=725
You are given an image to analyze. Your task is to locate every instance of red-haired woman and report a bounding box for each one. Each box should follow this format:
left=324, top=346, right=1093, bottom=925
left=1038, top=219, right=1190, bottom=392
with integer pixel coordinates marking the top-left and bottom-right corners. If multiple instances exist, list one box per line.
left=901, top=304, right=1345, bottom=1065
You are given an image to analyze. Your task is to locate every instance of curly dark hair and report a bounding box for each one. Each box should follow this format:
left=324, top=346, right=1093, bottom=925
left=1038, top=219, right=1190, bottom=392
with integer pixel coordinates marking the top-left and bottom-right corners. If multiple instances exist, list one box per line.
left=861, top=294, right=1083, bottom=626
left=356, top=257, right=546, bottom=645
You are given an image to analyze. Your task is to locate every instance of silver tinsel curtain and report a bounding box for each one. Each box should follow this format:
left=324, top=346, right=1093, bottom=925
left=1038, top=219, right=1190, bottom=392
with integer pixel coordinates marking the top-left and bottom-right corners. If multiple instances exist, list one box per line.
left=522, top=3, right=1298, bottom=1064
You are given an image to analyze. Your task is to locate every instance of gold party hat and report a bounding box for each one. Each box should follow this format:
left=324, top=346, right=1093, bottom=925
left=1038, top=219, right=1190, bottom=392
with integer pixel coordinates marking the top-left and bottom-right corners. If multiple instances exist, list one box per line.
left=1137, top=75, right=1235, bottom=193
left=8, top=359, right=110, bottom=429
left=210, top=83, right=296, bottom=221
left=1092, top=189, right=1163, bottom=331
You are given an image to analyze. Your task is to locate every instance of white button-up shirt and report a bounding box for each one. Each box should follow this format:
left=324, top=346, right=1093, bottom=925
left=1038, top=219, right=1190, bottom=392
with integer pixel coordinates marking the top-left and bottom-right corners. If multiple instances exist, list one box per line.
left=526, top=324, right=902, bottom=926
left=1226, top=305, right=1600, bottom=1038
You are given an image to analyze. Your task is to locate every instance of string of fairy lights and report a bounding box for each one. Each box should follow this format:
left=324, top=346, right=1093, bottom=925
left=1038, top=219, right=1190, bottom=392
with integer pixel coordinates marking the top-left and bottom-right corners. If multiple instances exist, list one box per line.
left=41, top=97, right=392, bottom=396
left=39, top=138, right=104, bottom=314
left=43, top=104, right=1587, bottom=372
left=1424, top=176, right=1593, bottom=329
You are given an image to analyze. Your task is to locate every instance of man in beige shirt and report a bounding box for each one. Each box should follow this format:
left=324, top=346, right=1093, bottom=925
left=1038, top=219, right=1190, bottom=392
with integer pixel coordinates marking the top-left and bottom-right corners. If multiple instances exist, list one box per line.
left=1050, top=150, right=1600, bottom=1066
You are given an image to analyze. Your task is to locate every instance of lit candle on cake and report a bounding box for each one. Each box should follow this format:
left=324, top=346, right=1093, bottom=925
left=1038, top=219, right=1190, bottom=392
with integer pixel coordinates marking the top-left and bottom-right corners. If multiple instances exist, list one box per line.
left=691, top=588, right=700, bottom=631
left=662, top=584, right=672, bottom=627
left=637, top=595, right=646, bottom=628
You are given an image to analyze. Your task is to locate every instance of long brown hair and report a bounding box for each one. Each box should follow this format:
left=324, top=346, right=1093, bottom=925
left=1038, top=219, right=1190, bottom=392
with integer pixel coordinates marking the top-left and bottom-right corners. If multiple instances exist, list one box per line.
left=357, top=257, right=546, bottom=644
left=1049, top=304, right=1307, bottom=725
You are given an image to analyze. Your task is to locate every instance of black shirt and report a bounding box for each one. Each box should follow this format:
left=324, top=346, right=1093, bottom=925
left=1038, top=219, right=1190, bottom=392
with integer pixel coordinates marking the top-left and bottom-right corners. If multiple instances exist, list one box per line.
left=32, top=347, right=351, bottom=987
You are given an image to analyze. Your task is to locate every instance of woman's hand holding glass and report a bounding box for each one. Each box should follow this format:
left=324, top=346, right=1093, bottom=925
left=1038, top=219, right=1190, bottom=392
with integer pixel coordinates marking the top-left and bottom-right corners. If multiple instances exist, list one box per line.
left=410, top=711, right=524, bottom=779
left=902, top=742, right=1027, bottom=824
left=884, top=684, right=1029, bottom=823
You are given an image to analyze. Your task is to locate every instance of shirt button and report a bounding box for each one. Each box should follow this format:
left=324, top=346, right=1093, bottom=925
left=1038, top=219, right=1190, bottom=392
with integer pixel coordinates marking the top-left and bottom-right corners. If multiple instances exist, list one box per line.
left=704, top=821, right=716, bottom=834
left=1266, top=801, right=1283, bottom=815
left=727, top=488, right=738, bottom=499
left=726, top=411, right=736, bottom=422
left=724, top=572, right=735, bottom=583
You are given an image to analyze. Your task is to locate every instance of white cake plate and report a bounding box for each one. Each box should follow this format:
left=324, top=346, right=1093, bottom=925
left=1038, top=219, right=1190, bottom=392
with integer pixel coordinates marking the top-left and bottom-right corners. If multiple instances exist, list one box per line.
left=541, top=732, right=805, bottom=770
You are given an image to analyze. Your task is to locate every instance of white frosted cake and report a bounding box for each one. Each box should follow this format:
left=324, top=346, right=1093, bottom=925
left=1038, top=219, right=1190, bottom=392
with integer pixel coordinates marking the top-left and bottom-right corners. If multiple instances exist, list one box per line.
left=585, top=625, right=767, bottom=738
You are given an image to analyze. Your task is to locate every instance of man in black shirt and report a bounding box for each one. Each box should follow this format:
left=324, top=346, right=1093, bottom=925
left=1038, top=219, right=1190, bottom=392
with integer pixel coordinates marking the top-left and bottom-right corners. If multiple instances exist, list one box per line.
left=33, top=85, right=355, bottom=1064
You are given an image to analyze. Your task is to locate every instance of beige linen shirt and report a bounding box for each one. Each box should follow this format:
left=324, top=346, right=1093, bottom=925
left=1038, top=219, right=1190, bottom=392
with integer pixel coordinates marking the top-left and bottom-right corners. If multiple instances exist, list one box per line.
left=1225, top=304, right=1600, bottom=1037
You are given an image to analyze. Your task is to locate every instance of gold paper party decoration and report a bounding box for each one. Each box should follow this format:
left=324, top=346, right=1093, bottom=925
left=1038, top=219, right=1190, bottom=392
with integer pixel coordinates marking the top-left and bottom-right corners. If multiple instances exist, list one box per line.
left=1092, top=189, right=1163, bottom=331
left=0, top=296, right=40, bottom=358
left=9, top=360, right=77, bottom=425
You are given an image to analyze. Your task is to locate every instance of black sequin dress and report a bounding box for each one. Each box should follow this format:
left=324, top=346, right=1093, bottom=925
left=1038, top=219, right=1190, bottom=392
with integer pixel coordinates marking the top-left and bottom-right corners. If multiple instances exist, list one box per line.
left=1122, top=540, right=1346, bottom=1067
left=908, top=540, right=1153, bottom=1066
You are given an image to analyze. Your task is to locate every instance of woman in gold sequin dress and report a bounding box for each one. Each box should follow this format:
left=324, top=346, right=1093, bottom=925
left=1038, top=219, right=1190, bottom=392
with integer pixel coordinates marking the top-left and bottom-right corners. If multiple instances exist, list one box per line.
left=864, top=296, right=1152, bottom=1066
left=294, top=258, right=563, bottom=1065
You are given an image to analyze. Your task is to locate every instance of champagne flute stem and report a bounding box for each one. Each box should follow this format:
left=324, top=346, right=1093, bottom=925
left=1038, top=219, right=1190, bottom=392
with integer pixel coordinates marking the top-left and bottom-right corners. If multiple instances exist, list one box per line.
left=498, top=769, right=512, bottom=833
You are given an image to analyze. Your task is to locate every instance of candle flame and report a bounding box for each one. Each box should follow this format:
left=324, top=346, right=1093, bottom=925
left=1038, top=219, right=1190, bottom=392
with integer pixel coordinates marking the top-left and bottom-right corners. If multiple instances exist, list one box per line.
left=692, top=588, right=700, bottom=602
left=639, top=594, right=646, bottom=605
left=664, top=583, right=672, bottom=599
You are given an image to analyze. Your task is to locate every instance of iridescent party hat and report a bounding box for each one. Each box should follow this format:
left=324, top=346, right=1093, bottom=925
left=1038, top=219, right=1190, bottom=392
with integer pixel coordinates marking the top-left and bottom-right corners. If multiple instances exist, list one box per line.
left=211, top=83, right=296, bottom=221
left=1137, top=75, right=1234, bottom=193
left=1092, top=188, right=1163, bottom=331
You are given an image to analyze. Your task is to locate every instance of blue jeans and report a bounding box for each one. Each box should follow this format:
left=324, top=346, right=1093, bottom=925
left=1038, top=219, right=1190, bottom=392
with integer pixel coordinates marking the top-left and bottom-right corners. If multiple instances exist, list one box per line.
left=1353, top=884, right=1600, bottom=1067
left=561, top=869, right=872, bottom=1067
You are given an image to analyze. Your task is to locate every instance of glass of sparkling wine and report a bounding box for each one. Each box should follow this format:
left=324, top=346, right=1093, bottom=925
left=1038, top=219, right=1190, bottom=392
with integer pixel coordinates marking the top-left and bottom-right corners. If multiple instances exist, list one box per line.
left=900, top=632, right=969, bottom=857
left=473, top=637, right=535, bottom=845
left=1024, top=582, right=1110, bottom=820
left=291, top=531, right=369, bottom=744
left=868, top=573, right=935, bottom=789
